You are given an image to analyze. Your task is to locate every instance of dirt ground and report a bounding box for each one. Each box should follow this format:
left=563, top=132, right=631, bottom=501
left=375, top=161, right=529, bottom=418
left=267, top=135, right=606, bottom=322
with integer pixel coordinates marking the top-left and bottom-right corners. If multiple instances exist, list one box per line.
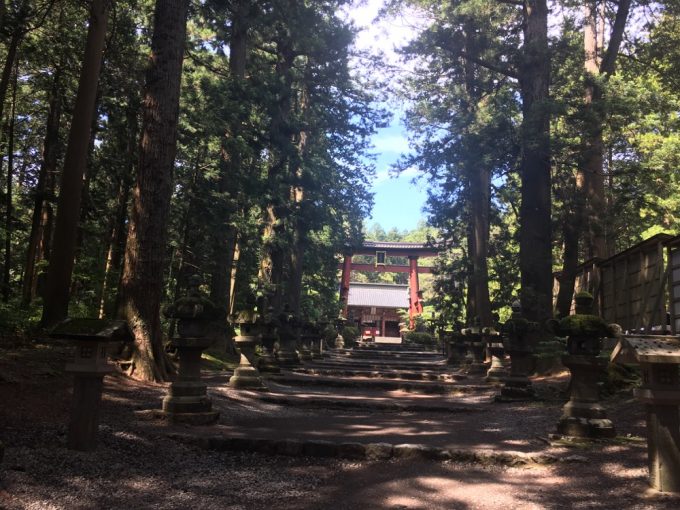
left=1, top=340, right=680, bottom=510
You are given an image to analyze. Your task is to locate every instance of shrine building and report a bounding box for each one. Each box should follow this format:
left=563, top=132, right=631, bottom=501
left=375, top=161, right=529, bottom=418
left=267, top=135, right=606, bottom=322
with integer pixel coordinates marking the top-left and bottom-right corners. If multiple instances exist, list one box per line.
left=346, top=283, right=408, bottom=339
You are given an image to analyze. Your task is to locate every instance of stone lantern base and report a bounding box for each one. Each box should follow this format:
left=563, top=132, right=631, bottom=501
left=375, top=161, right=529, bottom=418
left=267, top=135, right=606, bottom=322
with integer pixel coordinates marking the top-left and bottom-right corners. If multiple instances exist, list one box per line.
left=485, top=342, right=507, bottom=382
left=162, top=336, right=219, bottom=425
left=229, top=353, right=268, bottom=390
left=258, top=334, right=280, bottom=373
left=335, top=334, right=345, bottom=349
left=162, top=383, right=220, bottom=425
left=557, top=355, right=615, bottom=438
left=298, top=340, right=314, bottom=361
left=466, top=341, right=487, bottom=374
left=257, top=351, right=281, bottom=373
left=496, top=352, right=535, bottom=401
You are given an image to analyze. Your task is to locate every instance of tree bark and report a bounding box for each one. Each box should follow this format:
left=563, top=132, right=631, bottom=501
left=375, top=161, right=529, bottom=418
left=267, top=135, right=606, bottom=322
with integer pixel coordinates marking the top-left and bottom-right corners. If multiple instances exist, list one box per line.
left=469, top=164, right=493, bottom=326
left=0, top=31, right=20, bottom=128
left=40, top=0, right=109, bottom=326
left=119, top=0, right=190, bottom=382
left=2, top=59, right=17, bottom=302
left=519, top=0, right=552, bottom=322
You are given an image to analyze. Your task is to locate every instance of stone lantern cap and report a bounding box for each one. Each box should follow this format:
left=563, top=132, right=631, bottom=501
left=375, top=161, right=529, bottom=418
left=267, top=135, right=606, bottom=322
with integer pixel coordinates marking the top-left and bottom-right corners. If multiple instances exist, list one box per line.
left=51, top=318, right=133, bottom=375
left=551, top=292, right=609, bottom=336
left=163, top=276, right=225, bottom=322
left=611, top=335, right=680, bottom=365
left=51, top=318, right=133, bottom=343
left=163, top=276, right=226, bottom=342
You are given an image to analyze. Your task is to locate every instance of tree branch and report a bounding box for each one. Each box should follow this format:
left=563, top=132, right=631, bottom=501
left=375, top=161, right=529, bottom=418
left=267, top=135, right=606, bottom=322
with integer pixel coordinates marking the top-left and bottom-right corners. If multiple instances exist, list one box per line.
left=600, top=0, right=632, bottom=76
left=458, top=50, right=519, bottom=80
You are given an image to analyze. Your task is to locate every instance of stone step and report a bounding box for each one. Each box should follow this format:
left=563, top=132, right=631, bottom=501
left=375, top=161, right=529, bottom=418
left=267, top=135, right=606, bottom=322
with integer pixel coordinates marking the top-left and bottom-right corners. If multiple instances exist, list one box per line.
left=219, top=389, right=490, bottom=413
left=305, top=359, right=448, bottom=371
left=331, top=350, right=444, bottom=361
left=292, top=366, right=466, bottom=382
left=169, top=432, right=570, bottom=467
left=268, top=372, right=490, bottom=394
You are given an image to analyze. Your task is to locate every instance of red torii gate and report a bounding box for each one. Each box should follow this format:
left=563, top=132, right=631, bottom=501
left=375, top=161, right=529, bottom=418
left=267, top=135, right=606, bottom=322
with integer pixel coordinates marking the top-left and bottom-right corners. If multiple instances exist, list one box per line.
left=338, top=241, right=440, bottom=329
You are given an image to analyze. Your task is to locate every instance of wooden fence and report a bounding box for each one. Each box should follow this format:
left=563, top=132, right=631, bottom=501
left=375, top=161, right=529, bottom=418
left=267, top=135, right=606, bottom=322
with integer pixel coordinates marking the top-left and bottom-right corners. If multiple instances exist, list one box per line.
left=558, top=233, right=680, bottom=333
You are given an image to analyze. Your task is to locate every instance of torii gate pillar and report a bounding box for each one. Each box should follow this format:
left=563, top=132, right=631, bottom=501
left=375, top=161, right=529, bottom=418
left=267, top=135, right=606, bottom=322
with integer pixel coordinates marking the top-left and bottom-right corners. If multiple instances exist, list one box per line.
left=408, top=256, right=423, bottom=329
left=339, top=253, right=352, bottom=317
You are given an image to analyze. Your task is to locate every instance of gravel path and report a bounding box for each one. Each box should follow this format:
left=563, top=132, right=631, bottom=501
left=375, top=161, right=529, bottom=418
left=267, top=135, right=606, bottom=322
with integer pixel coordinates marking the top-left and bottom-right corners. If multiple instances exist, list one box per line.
left=2, top=347, right=680, bottom=509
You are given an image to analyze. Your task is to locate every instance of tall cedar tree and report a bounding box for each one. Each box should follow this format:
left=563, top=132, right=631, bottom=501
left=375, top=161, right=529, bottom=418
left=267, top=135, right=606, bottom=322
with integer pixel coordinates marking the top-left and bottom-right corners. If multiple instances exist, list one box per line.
left=41, top=0, right=109, bottom=326
left=120, top=0, right=190, bottom=381
left=518, top=0, right=551, bottom=323
left=555, top=0, right=631, bottom=317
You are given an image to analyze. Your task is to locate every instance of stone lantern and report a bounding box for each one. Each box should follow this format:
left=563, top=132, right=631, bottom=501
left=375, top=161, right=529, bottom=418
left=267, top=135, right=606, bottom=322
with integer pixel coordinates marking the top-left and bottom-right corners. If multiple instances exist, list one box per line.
left=461, top=317, right=487, bottom=374
left=497, top=300, right=537, bottom=401
left=334, top=315, right=347, bottom=349
left=553, top=291, right=616, bottom=438
left=298, top=320, right=315, bottom=361
left=162, top=275, right=224, bottom=425
left=51, top=318, right=133, bottom=451
left=611, top=335, right=680, bottom=492
left=445, top=325, right=467, bottom=366
left=277, top=309, right=302, bottom=366
left=313, top=319, right=329, bottom=358
left=228, top=310, right=267, bottom=390
left=484, top=326, right=507, bottom=382
left=258, top=307, right=281, bottom=373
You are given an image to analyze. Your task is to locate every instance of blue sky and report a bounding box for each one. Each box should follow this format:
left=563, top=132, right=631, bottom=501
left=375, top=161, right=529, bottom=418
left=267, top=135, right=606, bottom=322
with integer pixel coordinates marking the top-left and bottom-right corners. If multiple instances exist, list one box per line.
left=345, top=0, right=429, bottom=232
left=366, top=122, right=428, bottom=231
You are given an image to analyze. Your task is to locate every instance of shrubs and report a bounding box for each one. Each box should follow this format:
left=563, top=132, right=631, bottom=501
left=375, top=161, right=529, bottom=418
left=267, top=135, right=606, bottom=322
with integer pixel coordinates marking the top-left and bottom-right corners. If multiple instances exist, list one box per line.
left=341, top=326, right=359, bottom=347
left=403, top=331, right=435, bottom=347
left=322, top=326, right=338, bottom=344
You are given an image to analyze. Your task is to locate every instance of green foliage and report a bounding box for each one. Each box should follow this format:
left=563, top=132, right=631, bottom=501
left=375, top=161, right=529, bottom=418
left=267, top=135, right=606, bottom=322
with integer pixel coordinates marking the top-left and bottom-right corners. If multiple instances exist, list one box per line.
left=403, top=331, right=435, bottom=347
left=341, top=325, right=359, bottom=347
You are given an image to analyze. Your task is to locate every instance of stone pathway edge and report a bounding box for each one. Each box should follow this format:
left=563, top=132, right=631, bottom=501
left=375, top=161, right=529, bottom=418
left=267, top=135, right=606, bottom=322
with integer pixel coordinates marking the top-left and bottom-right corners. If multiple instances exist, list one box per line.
left=167, top=432, right=586, bottom=467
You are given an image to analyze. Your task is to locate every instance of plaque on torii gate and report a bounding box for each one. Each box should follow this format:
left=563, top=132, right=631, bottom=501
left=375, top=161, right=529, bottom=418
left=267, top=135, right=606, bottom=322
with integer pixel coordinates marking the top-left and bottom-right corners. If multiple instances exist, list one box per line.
left=338, top=241, right=440, bottom=328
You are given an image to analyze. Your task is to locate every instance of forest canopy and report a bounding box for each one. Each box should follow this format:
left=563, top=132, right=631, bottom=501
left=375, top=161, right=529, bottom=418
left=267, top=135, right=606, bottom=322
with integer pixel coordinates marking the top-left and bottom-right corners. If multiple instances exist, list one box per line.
left=1, top=0, right=679, bottom=379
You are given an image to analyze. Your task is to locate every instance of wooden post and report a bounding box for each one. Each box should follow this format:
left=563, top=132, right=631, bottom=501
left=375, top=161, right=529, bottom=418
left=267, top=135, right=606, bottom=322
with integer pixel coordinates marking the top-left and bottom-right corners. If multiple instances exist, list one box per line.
left=340, top=253, right=352, bottom=317
left=68, top=374, right=105, bottom=451
left=408, top=256, right=420, bottom=329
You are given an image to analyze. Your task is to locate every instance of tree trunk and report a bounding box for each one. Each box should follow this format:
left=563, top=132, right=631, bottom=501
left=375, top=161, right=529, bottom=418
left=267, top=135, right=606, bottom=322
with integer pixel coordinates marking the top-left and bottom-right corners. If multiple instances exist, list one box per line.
left=2, top=60, right=17, bottom=302
left=581, top=0, right=607, bottom=259
left=555, top=210, right=579, bottom=318
left=518, top=0, right=552, bottom=322
left=0, top=31, right=20, bottom=128
left=287, top=125, right=308, bottom=316
left=469, top=165, right=493, bottom=326
left=259, top=37, right=295, bottom=314
left=98, top=174, right=131, bottom=318
left=465, top=226, right=477, bottom=325
left=209, top=1, right=249, bottom=309
left=119, top=0, right=190, bottom=382
left=580, top=0, right=631, bottom=260
left=40, top=0, right=109, bottom=326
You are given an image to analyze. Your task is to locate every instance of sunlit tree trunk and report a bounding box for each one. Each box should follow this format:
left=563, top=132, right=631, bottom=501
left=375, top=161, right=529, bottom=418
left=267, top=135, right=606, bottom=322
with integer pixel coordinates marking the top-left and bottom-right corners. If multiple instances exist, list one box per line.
left=119, top=0, right=190, bottom=382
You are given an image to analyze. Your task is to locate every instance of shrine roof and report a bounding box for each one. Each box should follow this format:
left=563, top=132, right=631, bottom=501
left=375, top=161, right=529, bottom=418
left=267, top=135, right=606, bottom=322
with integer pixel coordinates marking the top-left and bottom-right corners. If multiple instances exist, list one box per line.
left=362, top=241, right=436, bottom=250
left=347, top=283, right=409, bottom=309
left=350, top=241, right=441, bottom=258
